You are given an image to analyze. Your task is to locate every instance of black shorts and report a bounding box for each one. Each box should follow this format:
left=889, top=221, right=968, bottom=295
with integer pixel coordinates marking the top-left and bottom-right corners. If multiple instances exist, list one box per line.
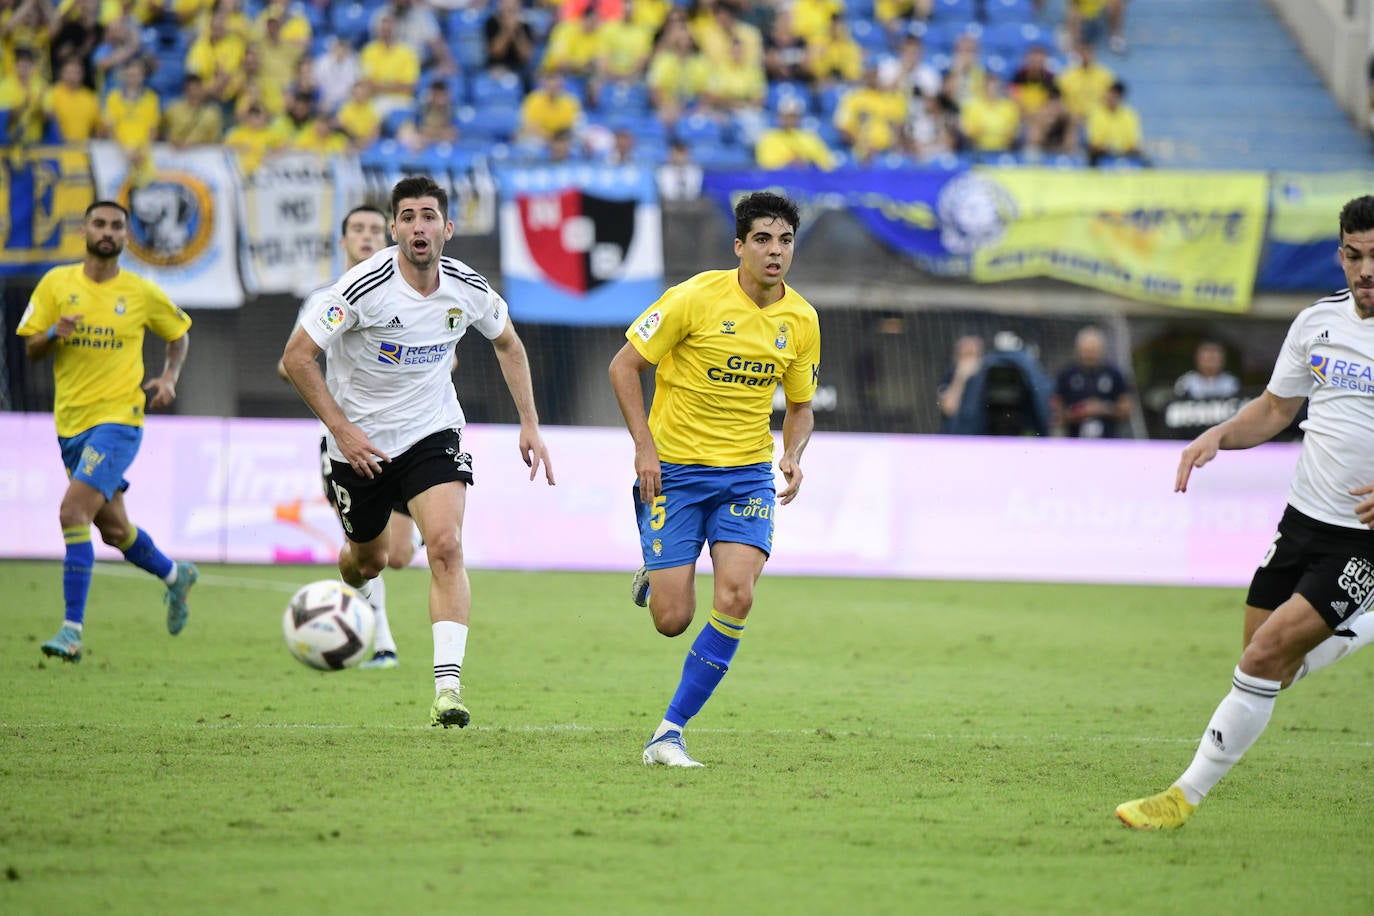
left=321, top=436, right=414, bottom=519
left=326, top=429, right=474, bottom=543
left=1246, top=505, right=1374, bottom=631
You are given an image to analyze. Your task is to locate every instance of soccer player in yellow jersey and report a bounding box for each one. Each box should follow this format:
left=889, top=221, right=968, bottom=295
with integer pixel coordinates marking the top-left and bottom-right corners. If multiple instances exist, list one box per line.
left=16, top=201, right=198, bottom=663
left=609, top=191, right=820, bottom=767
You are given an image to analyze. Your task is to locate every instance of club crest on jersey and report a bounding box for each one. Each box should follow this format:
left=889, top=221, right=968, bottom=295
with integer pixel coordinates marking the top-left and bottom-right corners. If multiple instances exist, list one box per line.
left=319, top=303, right=344, bottom=332
left=446, top=307, right=463, bottom=331
left=635, top=310, right=662, bottom=342
left=775, top=323, right=789, bottom=350
left=114, top=297, right=127, bottom=315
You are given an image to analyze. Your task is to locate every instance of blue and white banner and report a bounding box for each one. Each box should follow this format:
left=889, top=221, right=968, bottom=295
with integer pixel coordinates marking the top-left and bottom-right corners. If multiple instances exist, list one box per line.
left=703, top=167, right=971, bottom=277
left=1258, top=172, right=1371, bottom=293
left=497, top=165, right=664, bottom=326
left=0, top=146, right=91, bottom=277
left=89, top=141, right=243, bottom=308
left=236, top=151, right=369, bottom=296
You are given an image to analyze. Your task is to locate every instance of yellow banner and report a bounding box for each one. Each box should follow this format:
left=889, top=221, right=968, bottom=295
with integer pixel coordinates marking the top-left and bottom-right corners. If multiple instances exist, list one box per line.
left=970, top=168, right=1269, bottom=312
left=0, top=145, right=92, bottom=274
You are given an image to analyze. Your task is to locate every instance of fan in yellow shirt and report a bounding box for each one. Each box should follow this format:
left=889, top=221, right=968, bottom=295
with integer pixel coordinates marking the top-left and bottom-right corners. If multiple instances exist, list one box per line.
left=45, top=58, right=101, bottom=142
left=336, top=81, right=381, bottom=150
left=1057, top=41, right=1116, bottom=120
left=755, top=99, right=836, bottom=170
left=833, top=67, right=907, bottom=149
left=1086, top=80, right=1144, bottom=164
left=101, top=58, right=160, bottom=154
left=184, top=8, right=247, bottom=104
left=958, top=74, right=1021, bottom=153
left=359, top=13, right=421, bottom=115
left=542, top=6, right=601, bottom=77
left=0, top=47, right=48, bottom=144
left=518, top=72, right=583, bottom=142
left=224, top=104, right=287, bottom=174
left=806, top=16, right=863, bottom=85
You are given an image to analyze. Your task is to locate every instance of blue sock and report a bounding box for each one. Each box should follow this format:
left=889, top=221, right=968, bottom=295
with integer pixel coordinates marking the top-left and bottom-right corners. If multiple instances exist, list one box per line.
left=117, top=526, right=174, bottom=581
left=62, top=527, right=94, bottom=627
left=665, top=609, right=746, bottom=727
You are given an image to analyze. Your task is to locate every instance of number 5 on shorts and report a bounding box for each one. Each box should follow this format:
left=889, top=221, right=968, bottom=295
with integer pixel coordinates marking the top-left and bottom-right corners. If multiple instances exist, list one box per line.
left=649, top=495, right=666, bottom=530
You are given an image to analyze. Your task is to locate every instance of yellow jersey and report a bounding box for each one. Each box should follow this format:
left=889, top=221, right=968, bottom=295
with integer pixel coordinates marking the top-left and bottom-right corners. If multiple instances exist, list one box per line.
left=17, top=265, right=192, bottom=437
left=627, top=269, right=820, bottom=467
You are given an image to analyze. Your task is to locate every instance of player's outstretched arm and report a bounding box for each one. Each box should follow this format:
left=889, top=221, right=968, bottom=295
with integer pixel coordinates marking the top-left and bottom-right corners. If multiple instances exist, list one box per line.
left=778, top=399, right=814, bottom=506
left=143, top=331, right=189, bottom=410
left=490, top=319, right=554, bottom=485
left=608, top=342, right=661, bottom=504
left=1175, top=391, right=1304, bottom=493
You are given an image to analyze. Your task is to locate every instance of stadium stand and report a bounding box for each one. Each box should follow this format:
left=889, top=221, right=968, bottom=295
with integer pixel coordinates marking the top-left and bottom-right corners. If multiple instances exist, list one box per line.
left=2, top=0, right=1369, bottom=172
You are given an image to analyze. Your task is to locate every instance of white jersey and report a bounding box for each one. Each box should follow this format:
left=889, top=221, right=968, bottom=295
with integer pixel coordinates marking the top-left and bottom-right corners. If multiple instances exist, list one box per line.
left=301, top=246, right=508, bottom=461
left=1267, top=289, right=1374, bottom=528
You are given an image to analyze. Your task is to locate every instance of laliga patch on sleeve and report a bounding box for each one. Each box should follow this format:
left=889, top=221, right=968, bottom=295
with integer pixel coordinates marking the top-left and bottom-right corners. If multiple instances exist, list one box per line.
left=317, top=302, right=345, bottom=333
left=634, top=310, right=662, bottom=342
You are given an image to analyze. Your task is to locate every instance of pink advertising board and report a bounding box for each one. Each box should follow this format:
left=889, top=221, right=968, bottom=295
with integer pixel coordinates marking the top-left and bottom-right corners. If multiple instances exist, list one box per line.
left=0, top=413, right=1299, bottom=586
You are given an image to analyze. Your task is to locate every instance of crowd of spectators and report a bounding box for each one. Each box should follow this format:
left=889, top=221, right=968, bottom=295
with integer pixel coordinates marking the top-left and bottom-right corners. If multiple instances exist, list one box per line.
left=0, top=0, right=1145, bottom=177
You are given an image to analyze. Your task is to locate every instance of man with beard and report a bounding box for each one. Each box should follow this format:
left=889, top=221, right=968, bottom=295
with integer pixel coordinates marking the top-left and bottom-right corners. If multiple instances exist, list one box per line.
left=281, top=176, right=556, bottom=728
left=17, top=200, right=197, bottom=663
left=1117, top=195, right=1374, bottom=829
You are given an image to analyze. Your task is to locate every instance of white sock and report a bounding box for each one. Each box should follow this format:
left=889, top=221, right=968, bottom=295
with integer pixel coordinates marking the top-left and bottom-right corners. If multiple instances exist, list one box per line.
left=354, top=578, right=374, bottom=600
left=368, top=576, right=397, bottom=654
left=433, top=620, right=468, bottom=694
left=1176, top=666, right=1281, bottom=804
left=651, top=718, right=682, bottom=741
left=163, top=566, right=179, bottom=586
left=1291, top=612, right=1374, bottom=684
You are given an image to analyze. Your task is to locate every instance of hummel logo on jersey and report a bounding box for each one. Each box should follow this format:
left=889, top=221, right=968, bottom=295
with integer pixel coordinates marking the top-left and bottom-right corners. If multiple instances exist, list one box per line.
left=1331, top=600, right=1350, bottom=617
left=1207, top=727, right=1225, bottom=751
left=385, top=315, right=405, bottom=329
left=721, top=320, right=736, bottom=335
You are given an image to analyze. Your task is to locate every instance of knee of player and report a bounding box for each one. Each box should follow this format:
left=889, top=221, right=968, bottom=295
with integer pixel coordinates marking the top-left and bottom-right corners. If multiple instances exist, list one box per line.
left=713, top=585, right=755, bottom=618
left=1239, top=631, right=1303, bottom=681
left=424, top=529, right=464, bottom=568
left=96, top=522, right=130, bottom=547
left=653, top=612, right=693, bottom=638
left=387, top=545, right=415, bottom=569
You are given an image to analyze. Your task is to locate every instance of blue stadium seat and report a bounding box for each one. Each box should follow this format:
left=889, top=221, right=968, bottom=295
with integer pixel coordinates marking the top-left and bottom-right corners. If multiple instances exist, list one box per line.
left=673, top=113, right=725, bottom=146
left=766, top=80, right=811, bottom=113
left=691, top=143, right=753, bottom=169
left=981, top=21, right=1049, bottom=60
left=149, top=56, right=186, bottom=97
left=382, top=106, right=416, bottom=137
left=982, top=53, right=1011, bottom=78
left=595, top=81, right=650, bottom=113
left=929, top=0, right=976, bottom=22
left=849, top=19, right=891, bottom=57
left=330, top=2, right=372, bottom=47
left=457, top=104, right=522, bottom=142
left=469, top=71, right=523, bottom=108
left=360, top=138, right=401, bottom=169
left=982, top=0, right=1037, bottom=23
left=814, top=83, right=847, bottom=119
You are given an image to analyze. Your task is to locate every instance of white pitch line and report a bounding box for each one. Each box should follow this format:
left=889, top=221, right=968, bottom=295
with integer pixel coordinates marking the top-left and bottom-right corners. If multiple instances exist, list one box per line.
left=0, top=722, right=1371, bottom=747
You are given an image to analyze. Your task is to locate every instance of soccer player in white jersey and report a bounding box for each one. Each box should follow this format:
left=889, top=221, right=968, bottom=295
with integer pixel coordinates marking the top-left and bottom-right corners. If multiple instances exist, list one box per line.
left=280, top=176, right=556, bottom=727
left=277, top=204, right=414, bottom=669
left=1117, top=195, right=1374, bottom=829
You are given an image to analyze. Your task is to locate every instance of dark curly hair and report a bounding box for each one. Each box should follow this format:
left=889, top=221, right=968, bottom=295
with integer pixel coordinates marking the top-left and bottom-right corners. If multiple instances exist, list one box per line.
left=734, top=191, right=801, bottom=241
left=1339, top=195, right=1374, bottom=239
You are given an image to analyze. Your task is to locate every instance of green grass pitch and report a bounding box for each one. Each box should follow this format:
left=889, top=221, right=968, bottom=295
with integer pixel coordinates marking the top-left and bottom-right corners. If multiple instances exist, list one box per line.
left=2, top=560, right=1371, bottom=915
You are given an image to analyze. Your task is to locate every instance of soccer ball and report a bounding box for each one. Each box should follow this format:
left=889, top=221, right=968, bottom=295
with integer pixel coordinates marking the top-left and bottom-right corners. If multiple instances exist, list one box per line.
left=282, top=580, right=376, bottom=671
